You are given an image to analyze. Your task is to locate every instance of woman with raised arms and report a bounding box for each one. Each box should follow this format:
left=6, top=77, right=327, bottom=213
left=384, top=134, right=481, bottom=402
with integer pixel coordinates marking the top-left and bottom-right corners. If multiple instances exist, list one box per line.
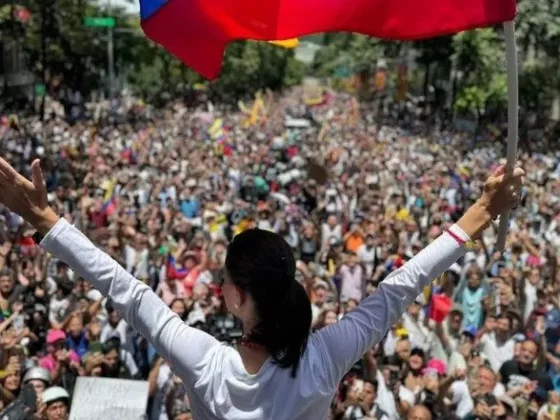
left=0, top=157, right=523, bottom=420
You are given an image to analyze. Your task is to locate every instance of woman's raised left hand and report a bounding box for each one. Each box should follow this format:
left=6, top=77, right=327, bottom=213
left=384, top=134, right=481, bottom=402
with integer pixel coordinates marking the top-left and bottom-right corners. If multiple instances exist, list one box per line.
left=0, top=157, right=58, bottom=234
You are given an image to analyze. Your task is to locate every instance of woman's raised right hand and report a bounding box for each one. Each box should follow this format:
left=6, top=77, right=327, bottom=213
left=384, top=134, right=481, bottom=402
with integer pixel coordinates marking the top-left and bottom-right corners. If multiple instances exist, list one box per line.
left=479, top=165, right=525, bottom=219
left=458, top=165, right=525, bottom=239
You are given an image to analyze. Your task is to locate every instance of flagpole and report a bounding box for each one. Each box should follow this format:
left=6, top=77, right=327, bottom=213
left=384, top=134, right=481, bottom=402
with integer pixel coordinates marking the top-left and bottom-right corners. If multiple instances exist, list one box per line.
left=495, top=21, right=519, bottom=252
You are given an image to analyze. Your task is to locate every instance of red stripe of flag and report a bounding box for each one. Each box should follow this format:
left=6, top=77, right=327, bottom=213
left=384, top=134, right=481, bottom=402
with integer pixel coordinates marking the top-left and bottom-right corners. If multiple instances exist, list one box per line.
left=141, top=0, right=516, bottom=79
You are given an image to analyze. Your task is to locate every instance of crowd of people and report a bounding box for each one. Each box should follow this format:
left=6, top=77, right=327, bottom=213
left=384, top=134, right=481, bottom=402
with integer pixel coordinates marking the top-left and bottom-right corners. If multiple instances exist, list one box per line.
left=0, top=88, right=559, bottom=420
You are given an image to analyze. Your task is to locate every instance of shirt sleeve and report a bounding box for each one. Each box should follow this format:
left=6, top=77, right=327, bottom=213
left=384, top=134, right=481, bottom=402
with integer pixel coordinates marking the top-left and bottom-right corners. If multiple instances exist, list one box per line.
left=157, top=363, right=172, bottom=390
left=8, top=284, right=25, bottom=304
left=124, top=350, right=139, bottom=377
left=498, top=361, right=508, bottom=385
left=40, top=218, right=220, bottom=386
left=312, top=225, right=469, bottom=387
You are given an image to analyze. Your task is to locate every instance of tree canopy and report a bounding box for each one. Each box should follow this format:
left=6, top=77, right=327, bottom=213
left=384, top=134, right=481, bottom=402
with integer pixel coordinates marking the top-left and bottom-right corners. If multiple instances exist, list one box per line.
left=2, top=0, right=560, bottom=120
left=1, top=0, right=304, bottom=104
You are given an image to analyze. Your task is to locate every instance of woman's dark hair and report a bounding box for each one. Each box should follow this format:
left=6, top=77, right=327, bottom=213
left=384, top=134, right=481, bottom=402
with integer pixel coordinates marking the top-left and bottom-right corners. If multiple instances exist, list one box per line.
left=225, top=229, right=311, bottom=377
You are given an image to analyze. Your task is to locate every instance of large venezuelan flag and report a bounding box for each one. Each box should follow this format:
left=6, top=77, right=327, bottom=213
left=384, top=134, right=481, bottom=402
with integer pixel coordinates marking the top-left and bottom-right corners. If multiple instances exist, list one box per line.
left=140, top=0, right=516, bottom=79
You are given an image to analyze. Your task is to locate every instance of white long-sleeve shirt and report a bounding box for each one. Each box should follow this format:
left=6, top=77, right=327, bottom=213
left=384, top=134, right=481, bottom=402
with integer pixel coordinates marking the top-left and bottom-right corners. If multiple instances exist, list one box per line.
left=41, top=218, right=469, bottom=420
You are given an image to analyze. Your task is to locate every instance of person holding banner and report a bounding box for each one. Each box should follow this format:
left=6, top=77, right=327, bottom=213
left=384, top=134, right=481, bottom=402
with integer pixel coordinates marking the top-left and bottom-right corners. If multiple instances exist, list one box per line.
left=0, top=157, right=523, bottom=420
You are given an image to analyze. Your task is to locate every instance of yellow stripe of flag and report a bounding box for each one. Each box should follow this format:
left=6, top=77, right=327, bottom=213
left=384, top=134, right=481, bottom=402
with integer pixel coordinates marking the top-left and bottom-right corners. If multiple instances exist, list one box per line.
left=268, top=38, right=299, bottom=49
left=103, top=178, right=117, bottom=202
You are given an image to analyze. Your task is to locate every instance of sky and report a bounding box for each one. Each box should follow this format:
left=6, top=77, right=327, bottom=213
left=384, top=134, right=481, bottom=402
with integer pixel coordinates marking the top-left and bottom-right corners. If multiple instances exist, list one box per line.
left=103, top=0, right=139, bottom=13
left=119, top=0, right=139, bottom=12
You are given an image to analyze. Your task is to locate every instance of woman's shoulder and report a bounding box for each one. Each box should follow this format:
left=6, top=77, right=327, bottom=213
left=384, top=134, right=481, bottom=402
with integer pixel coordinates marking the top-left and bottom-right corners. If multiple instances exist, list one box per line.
left=195, top=341, right=236, bottom=369
left=189, top=343, right=247, bottom=390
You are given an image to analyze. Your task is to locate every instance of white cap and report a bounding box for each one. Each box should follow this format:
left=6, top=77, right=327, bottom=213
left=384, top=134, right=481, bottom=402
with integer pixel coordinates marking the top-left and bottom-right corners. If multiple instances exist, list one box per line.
left=42, top=386, right=69, bottom=405
left=86, top=289, right=103, bottom=302
left=23, top=367, right=51, bottom=384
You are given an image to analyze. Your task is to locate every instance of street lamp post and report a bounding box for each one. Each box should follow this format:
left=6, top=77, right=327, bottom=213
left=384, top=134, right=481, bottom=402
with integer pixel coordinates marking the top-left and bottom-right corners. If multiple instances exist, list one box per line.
left=85, top=13, right=136, bottom=102
left=40, top=0, right=47, bottom=121
left=107, top=0, right=114, bottom=101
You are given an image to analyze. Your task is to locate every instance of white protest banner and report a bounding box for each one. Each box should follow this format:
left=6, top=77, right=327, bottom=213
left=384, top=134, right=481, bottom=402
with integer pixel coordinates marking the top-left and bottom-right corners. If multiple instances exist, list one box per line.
left=69, top=377, right=149, bottom=420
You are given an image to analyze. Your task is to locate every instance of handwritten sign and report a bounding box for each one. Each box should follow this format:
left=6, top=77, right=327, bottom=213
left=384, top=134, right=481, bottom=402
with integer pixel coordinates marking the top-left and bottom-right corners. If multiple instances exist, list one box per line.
left=69, top=377, right=149, bottom=420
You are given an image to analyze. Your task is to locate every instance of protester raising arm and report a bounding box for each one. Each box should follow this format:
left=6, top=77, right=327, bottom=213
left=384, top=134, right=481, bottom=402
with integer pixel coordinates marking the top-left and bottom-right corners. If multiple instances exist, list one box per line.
left=0, top=158, right=220, bottom=387
left=312, top=165, right=524, bottom=387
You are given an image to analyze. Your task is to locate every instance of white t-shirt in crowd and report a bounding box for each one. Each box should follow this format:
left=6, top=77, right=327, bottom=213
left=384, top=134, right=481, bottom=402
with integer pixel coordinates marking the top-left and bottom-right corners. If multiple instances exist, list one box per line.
left=480, top=333, right=515, bottom=372
left=311, top=304, right=322, bottom=325
left=447, top=352, right=467, bottom=376
left=403, top=312, right=431, bottom=352
left=121, top=348, right=139, bottom=377
left=321, top=223, right=342, bottom=247
left=48, top=295, right=73, bottom=325
left=450, top=380, right=474, bottom=418
left=383, top=330, right=398, bottom=357
left=494, top=382, right=506, bottom=397
left=152, top=363, right=173, bottom=420
left=100, top=319, right=133, bottom=354
left=42, top=218, right=469, bottom=420
left=357, top=245, right=377, bottom=278
left=398, top=385, right=417, bottom=407
left=125, top=245, right=149, bottom=280
left=523, top=281, right=538, bottom=324
left=375, top=370, right=398, bottom=420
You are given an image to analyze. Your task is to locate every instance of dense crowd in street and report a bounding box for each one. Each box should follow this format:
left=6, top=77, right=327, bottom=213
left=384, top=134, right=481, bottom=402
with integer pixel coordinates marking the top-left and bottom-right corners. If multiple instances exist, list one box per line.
left=0, top=88, right=559, bottom=420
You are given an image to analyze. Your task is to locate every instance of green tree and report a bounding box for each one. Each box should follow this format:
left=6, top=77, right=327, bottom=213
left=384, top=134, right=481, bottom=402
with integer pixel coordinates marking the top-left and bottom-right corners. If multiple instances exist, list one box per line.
left=452, top=29, right=507, bottom=119
left=414, top=36, right=453, bottom=98
left=16, top=0, right=143, bottom=95
left=518, top=62, right=555, bottom=114
left=210, top=41, right=303, bottom=101
left=312, top=33, right=394, bottom=78
left=312, top=33, right=355, bottom=78
left=5, top=0, right=304, bottom=104
left=453, top=29, right=503, bottom=86
left=516, top=0, right=560, bottom=119
left=516, top=0, right=560, bottom=61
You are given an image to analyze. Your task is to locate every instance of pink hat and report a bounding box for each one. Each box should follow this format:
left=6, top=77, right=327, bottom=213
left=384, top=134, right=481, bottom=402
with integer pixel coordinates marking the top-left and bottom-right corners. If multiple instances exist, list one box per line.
left=425, top=359, right=447, bottom=376
left=526, top=255, right=541, bottom=267
left=46, top=329, right=66, bottom=345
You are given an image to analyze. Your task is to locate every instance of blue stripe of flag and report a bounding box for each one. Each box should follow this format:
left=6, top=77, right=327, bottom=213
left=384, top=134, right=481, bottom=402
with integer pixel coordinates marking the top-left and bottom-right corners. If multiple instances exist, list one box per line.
left=139, top=0, right=168, bottom=21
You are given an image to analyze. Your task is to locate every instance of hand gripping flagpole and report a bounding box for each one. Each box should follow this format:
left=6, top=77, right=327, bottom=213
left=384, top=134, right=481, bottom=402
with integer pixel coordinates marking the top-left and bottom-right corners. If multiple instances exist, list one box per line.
left=495, top=21, right=519, bottom=252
